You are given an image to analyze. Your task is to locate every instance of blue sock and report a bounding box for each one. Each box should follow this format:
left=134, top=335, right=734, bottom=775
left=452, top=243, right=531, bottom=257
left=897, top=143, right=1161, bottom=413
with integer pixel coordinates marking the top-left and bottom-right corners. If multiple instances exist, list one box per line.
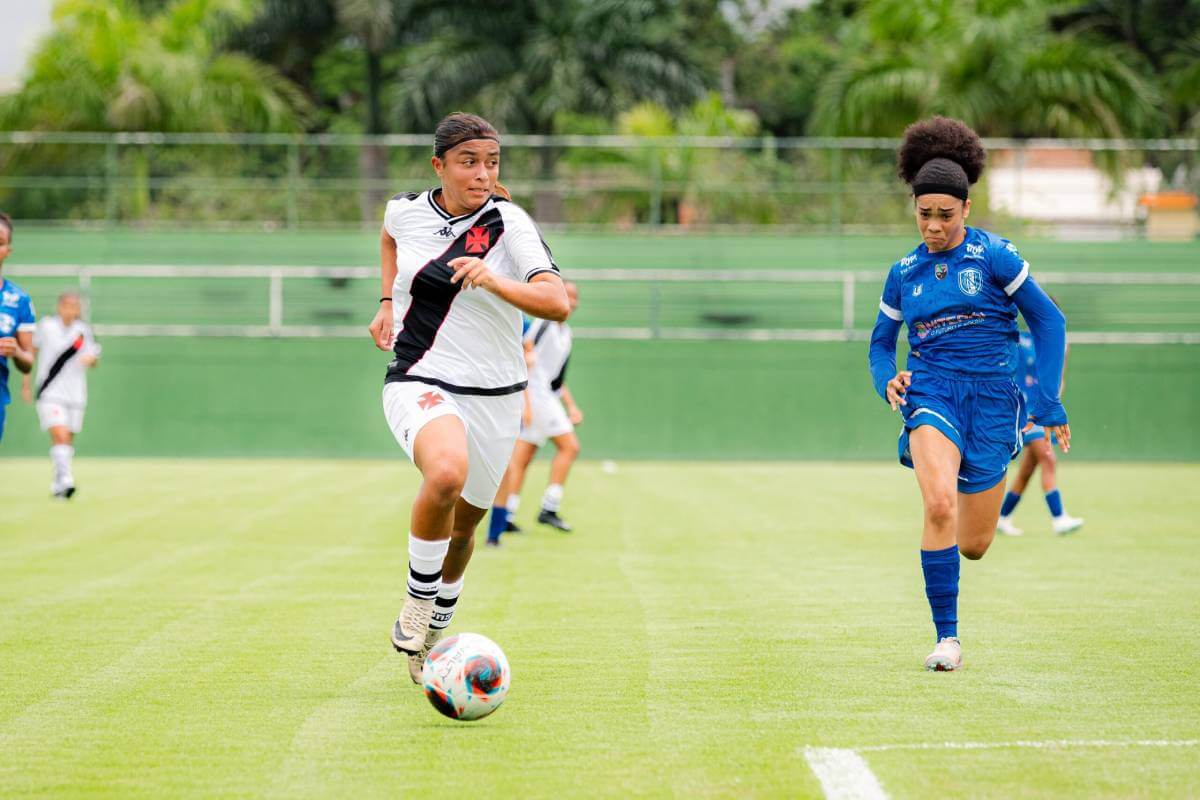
left=999, top=491, right=1021, bottom=517
left=920, top=545, right=960, bottom=641
left=486, top=506, right=507, bottom=543
left=1045, top=490, right=1064, bottom=517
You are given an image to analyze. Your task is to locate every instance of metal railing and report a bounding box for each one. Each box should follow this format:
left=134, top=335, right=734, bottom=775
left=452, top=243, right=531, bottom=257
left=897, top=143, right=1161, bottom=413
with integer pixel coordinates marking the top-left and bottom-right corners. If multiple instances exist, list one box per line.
left=9, top=264, right=1199, bottom=345
left=1, top=131, right=1196, bottom=233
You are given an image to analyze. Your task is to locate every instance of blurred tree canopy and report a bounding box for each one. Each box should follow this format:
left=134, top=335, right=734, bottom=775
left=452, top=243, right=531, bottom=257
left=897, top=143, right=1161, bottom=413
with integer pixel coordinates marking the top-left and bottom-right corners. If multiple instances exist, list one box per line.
left=0, top=0, right=308, bottom=133
left=2, top=0, right=1196, bottom=139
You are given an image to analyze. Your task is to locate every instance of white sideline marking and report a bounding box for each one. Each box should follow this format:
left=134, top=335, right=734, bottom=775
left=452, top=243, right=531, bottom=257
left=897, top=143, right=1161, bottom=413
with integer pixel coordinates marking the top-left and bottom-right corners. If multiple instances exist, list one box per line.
left=802, top=740, right=1197, bottom=799
left=803, top=748, right=888, bottom=800
left=857, top=739, right=1198, bottom=752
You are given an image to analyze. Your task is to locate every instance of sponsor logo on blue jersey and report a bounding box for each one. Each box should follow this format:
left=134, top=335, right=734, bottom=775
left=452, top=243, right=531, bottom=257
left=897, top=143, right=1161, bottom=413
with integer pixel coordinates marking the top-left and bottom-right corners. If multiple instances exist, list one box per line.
left=2, top=289, right=20, bottom=307
left=0, top=312, right=14, bottom=335
left=912, top=284, right=923, bottom=297
left=935, top=263, right=948, bottom=280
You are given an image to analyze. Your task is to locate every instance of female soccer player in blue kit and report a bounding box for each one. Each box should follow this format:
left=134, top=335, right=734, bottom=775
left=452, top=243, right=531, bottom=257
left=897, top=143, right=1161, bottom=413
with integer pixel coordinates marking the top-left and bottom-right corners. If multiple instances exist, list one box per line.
left=868, top=117, right=1071, bottom=671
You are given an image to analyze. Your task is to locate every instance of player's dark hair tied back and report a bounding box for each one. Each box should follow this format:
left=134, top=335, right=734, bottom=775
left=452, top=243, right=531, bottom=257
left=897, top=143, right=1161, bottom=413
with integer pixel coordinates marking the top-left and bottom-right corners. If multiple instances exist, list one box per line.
left=434, top=113, right=500, bottom=158
left=897, top=117, right=986, bottom=201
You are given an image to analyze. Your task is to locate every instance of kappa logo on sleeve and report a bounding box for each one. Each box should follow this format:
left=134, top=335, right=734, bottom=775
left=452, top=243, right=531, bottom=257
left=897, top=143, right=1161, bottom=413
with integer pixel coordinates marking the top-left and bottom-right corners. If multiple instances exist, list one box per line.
left=465, top=226, right=490, bottom=254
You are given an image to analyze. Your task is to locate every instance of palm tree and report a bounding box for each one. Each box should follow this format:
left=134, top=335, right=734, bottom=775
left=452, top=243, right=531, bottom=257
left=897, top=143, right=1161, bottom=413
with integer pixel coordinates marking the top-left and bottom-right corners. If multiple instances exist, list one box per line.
left=808, top=0, right=1163, bottom=139
left=391, top=0, right=706, bottom=220
left=0, top=0, right=310, bottom=220
left=1, top=0, right=308, bottom=134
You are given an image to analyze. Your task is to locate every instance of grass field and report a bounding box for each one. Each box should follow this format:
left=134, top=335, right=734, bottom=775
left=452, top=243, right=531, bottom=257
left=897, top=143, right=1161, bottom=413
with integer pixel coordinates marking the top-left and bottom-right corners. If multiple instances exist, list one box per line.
left=1, top=459, right=1197, bottom=798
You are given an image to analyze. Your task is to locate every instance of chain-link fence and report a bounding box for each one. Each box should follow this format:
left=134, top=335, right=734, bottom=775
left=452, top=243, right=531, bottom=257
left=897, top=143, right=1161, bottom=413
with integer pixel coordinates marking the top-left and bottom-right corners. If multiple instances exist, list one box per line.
left=1, top=132, right=1197, bottom=235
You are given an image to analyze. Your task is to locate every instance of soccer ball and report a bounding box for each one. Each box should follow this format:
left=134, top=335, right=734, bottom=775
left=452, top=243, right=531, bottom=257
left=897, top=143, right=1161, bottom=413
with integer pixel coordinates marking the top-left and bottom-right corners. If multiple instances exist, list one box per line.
left=421, top=632, right=511, bottom=721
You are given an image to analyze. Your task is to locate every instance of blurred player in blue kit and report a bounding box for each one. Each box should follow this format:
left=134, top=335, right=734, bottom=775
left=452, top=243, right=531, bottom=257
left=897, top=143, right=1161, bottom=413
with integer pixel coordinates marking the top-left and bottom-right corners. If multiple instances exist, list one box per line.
left=868, top=118, right=1072, bottom=671
left=996, top=330, right=1084, bottom=536
left=0, top=211, right=37, bottom=443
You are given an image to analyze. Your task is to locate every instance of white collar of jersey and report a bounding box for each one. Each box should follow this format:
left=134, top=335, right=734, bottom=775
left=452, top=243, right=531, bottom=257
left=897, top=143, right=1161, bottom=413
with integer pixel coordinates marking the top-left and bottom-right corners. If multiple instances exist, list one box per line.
left=426, top=188, right=493, bottom=225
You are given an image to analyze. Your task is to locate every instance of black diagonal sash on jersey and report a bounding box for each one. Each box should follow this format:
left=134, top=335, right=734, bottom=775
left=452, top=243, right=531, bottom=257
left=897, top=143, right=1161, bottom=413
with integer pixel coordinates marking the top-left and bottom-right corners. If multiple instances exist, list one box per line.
left=37, top=334, right=85, bottom=399
left=385, top=206, right=506, bottom=384
left=531, top=320, right=552, bottom=346
left=550, top=354, right=570, bottom=393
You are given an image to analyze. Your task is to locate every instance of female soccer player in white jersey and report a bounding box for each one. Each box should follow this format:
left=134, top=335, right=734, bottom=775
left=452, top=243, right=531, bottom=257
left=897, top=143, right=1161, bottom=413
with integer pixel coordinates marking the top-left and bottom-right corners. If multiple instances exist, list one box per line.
left=26, top=291, right=100, bottom=497
left=367, top=113, right=569, bottom=682
left=868, top=117, right=1071, bottom=671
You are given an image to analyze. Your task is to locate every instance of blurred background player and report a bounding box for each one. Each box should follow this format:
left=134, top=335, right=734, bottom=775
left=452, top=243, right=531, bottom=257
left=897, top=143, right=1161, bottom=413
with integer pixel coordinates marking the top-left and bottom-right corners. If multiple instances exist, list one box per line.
left=497, top=282, right=583, bottom=534
left=0, top=211, right=36, bottom=443
left=868, top=117, right=1071, bottom=672
left=22, top=291, right=100, bottom=498
left=368, top=113, right=568, bottom=682
left=485, top=325, right=536, bottom=546
left=996, top=329, right=1084, bottom=536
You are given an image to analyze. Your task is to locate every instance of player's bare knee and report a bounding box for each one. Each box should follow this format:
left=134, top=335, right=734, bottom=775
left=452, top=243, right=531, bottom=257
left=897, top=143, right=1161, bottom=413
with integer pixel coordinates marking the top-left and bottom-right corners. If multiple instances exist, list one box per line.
left=960, top=543, right=989, bottom=560
left=560, top=436, right=580, bottom=460
left=422, top=460, right=467, bottom=504
left=924, top=494, right=957, bottom=528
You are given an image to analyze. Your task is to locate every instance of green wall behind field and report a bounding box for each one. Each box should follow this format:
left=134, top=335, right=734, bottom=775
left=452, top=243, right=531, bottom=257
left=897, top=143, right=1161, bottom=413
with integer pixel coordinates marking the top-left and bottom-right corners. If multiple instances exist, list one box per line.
left=2, top=338, right=1196, bottom=460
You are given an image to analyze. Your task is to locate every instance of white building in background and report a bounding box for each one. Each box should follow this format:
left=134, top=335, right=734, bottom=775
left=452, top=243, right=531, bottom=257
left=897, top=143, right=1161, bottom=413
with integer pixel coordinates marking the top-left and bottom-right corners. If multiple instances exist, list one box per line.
left=0, top=0, right=53, bottom=92
left=987, top=148, right=1162, bottom=238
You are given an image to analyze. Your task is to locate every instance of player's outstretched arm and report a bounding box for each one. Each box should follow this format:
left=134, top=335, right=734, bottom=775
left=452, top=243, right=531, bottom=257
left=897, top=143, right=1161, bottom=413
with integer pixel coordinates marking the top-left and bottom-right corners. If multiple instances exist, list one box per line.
left=369, top=226, right=400, bottom=350
left=1013, top=277, right=1070, bottom=451
left=447, top=260, right=569, bottom=321
left=868, top=309, right=902, bottom=403
left=560, top=386, right=583, bottom=424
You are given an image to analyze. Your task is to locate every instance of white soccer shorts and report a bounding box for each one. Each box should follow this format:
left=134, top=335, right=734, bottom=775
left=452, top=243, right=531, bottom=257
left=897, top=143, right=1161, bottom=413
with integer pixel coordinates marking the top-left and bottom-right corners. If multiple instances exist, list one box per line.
left=382, top=380, right=522, bottom=509
left=517, top=388, right=574, bottom=447
left=36, top=401, right=85, bottom=433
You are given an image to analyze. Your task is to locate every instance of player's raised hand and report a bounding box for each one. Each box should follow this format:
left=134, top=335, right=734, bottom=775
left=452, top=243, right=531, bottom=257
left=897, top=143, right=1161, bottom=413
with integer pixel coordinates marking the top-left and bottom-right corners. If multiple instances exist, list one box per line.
left=1049, top=424, right=1071, bottom=453
left=368, top=305, right=393, bottom=351
left=886, top=370, right=912, bottom=411
left=448, top=257, right=498, bottom=291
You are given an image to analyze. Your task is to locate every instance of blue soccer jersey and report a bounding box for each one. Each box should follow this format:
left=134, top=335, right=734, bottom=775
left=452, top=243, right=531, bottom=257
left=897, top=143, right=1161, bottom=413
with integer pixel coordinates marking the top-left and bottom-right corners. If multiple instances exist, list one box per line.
left=878, top=227, right=1030, bottom=378
left=0, top=277, right=36, bottom=406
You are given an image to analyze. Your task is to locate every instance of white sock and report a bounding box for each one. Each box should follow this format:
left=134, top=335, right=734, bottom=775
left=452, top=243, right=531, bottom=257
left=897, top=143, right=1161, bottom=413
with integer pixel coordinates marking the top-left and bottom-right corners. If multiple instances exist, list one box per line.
left=407, top=534, right=449, bottom=600
left=506, top=493, right=520, bottom=514
left=431, top=576, right=464, bottom=631
left=542, top=483, right=564, bottom=513
left=50, top=445, right=74, bottom=485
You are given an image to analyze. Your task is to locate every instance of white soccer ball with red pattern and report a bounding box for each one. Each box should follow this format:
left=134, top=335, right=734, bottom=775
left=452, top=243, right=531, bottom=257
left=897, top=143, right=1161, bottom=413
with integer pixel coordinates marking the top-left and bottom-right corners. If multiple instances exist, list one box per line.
left=421, top=632, right=510, bottom=721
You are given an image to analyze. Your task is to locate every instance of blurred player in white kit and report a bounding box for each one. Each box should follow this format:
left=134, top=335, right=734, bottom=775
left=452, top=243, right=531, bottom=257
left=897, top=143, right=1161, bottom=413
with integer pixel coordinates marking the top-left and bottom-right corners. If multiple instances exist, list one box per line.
left=24, top=291, right=101, bottom=498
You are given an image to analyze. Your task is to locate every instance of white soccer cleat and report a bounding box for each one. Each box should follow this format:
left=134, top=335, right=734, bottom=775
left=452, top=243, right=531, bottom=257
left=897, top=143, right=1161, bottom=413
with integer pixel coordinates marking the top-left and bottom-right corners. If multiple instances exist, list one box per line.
left=391, top=596, right=435, bottom=656
left=924, top=637, right=963, bottom=672
left=996, top=516, right=1023, bottom=536
left=1052, top=515, right=1084, bottom=535
left=407, top=627, right=444, bottom=684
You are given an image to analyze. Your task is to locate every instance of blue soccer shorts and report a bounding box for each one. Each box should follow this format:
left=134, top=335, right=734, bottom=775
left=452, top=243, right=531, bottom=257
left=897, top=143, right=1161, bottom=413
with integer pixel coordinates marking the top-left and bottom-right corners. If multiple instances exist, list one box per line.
left=897, top=370, right=1025, bottom=493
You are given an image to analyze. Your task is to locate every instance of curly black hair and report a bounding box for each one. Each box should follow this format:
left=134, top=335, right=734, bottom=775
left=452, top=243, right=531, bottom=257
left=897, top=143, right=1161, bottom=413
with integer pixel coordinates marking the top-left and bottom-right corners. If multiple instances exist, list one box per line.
left=896, top=116, right=986, bottom=186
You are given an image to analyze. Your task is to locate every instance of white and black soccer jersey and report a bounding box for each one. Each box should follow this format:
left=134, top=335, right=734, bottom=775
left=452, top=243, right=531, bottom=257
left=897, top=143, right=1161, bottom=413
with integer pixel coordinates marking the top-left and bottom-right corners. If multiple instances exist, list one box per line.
left=33, top=315, right=97, bottom=406
left=383, top=189, right=560, bottom=395
left=525, top=319, right=572, bottom=395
